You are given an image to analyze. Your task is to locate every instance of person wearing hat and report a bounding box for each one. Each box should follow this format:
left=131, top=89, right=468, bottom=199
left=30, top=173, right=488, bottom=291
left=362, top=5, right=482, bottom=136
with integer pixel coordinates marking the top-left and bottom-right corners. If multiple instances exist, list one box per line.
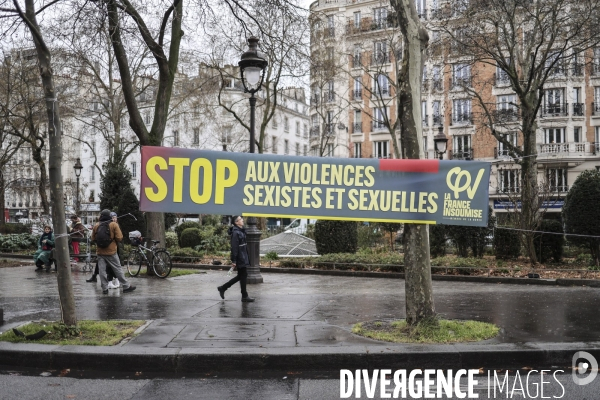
left=217, top=215, right=255, bottom=302
left=69, top=215, right=85, bottom=262
left=91, top=209, right=135, bottom=294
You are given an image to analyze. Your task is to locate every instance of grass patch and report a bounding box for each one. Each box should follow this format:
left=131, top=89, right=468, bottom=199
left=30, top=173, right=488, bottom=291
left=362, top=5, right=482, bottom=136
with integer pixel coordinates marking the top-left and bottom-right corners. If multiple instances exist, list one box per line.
left=0, top=320, right=145, bottom=346
left=126, top=267, right=204, bottom=278
left=352, top=318, right=499, bottom=344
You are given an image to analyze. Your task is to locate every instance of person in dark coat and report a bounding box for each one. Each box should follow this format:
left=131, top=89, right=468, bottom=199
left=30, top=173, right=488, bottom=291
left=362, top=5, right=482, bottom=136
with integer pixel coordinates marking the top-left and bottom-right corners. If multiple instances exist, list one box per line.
left=217, top=215, right=255, bottom=302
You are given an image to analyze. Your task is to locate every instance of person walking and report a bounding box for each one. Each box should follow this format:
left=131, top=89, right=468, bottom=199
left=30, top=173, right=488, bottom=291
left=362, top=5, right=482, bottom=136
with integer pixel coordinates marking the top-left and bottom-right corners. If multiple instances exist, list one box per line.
left=92, top=209, right=135, bottom=294
left=69, top=215, right=85, bottom=262
left=33, top=225, right=54, bottom=272
left=217, top=215, right=255, bottom=302
left=86, top=213, right=120, bottom=284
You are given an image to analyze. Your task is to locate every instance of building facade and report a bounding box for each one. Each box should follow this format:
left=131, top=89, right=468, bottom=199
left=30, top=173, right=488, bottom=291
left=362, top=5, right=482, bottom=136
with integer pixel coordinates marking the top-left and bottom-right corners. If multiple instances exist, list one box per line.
left=309, top=0, right=600, bottom=218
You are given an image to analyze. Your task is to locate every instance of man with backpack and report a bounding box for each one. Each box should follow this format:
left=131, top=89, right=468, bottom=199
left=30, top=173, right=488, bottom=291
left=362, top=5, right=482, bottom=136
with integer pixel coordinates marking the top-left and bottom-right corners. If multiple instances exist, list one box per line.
left=92, top=209, right=136, bottom=295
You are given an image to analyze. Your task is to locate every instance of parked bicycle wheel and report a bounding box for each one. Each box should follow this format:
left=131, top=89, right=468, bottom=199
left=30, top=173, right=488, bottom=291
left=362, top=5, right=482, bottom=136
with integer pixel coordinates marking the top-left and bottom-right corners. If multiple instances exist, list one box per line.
left=127, top=250, right=142, bottom=277
left=152, top=250, right=172, bottom=278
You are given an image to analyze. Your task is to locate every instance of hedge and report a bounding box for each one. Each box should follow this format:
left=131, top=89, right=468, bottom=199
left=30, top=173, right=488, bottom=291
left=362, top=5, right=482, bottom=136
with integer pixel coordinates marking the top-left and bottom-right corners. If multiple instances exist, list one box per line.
left=314, top=220, right=358, bottom=255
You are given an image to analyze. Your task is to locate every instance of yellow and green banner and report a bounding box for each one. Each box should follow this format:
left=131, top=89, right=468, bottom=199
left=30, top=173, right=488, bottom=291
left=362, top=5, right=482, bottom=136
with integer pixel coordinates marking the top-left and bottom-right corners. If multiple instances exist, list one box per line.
left=140, top=147, right=491, bottom=226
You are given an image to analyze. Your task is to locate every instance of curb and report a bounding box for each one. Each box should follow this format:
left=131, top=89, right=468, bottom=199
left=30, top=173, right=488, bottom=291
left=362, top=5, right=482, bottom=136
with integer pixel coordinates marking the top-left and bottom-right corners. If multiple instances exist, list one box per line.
left=0, top=341, right=599, bottom=373
left=3, top=253, right=599, bottom=287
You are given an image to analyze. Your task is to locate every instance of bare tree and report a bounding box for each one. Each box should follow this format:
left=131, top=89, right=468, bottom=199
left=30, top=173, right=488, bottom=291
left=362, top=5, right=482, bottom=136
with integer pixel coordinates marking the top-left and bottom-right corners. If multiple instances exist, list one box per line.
left=0, top=48, right=51, bottom=214
left=1, top=0, right=77, bottom=326
left=389, top=0, right=435, bottom=325
left=437, top=0, right=600, bottom=263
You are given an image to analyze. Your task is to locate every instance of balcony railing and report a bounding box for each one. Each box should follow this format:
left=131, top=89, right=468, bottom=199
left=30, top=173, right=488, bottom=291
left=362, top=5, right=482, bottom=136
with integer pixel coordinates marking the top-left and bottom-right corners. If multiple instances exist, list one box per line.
left=494, top=72, right=510, bottom=87
left=541, top=103, right=568, bottom=117
left=324, top=92, right=335, bottom=103
left=371, top=87, right=390, bottom=97
left=371, top=51, right=391, bottom=65
left=539, top=142, right=592, bottom=154
left=432, top=114, right=443, bottom=126
left=324, top=123, right=335, bottom=136
left=352, top=122, right=362, bottom=133
left=352, top=89, right=362, bottom=100
left=452, top=148, right=473, bottom=160
left=352, top=55, right=361, bottom=68
left=370, top=20, right=391, bottom=31
left=422, top=114, right=429, bottom=126
left=494, top=145, right=522, bottom=159
left=432, top=79, right=443, bottom=91
left=592, top=102, right=600, bottom=116
left=496, top=186, right=521, bottom=194
left=451, top=112, right=473, bottom=125
left=371, top=120, right=388, bottom=131
left=325, top=27, right=335, bottom=38
left=494, top=108, right=519, bottom=122
left=548, top=185, right=570, bottom=193
left=572, top=103, right=585, bottom=116
left=450, top=76, right=471, bottom=89
left=309, top=126, right=319, bottom=137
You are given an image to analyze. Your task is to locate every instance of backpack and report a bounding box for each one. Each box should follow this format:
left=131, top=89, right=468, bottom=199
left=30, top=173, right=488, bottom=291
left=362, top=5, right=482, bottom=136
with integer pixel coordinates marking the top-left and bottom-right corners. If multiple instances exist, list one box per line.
left=95, top=222, right=113, bottom=248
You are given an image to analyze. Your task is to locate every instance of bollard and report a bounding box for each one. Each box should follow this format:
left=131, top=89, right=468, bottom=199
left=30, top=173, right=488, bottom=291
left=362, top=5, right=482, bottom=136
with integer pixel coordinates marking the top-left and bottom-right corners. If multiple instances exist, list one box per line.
left=0, top=308, right=3, bottom=324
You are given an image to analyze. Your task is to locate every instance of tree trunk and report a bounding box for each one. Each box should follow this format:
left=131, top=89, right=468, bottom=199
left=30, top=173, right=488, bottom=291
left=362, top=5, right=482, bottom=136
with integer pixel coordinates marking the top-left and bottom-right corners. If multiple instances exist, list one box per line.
left=520, top=119, right=539, bottom=265
left=391, top=0, right=435, bottom=325
left=22, top=0, right=76, bottom=326
left=0, top=171, right=5, bottom=226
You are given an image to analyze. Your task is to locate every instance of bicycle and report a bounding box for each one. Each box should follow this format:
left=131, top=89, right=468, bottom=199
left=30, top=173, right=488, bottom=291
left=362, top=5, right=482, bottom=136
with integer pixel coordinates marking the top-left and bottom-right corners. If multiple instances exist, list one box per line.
left=126, top=238, right=172, bottom=278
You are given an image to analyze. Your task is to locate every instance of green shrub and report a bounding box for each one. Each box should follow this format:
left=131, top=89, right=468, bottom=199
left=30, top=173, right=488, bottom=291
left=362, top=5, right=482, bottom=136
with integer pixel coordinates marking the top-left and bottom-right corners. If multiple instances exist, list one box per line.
left=357, top=224, right=384, bottom=250
left=278, top=259, right=306, bottom=268
left=165, top=232, right=178, bottom=249
left=494, top=227, right=521, bottom=259
left=314, top=220, right=358, bottom=255
left=0, top=223, right=30, bottom=234
left=170, top=247, right=204, bottom=263
left=429, top=225, right=447, bottom=258
left=313, top=252, right=403, bottom=271
left=194, top=226, right=229, bottom=254
left=164, top=213, right=177, bottom=231
left=180, top=228, right=202, bottom=248
left=533, top=219, right=565, bottom=263
left=0, top=233, right=38, bottom=251
left=265, top=251, right=279, bottom=260
left=175, top=221, right=200, bottom=246
left=201, top=214, right=222, bottom=226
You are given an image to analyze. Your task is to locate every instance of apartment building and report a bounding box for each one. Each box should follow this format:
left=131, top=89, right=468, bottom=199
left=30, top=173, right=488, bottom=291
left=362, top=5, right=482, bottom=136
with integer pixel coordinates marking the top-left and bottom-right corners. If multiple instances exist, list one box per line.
left=309, top=0, right=600, bottom=217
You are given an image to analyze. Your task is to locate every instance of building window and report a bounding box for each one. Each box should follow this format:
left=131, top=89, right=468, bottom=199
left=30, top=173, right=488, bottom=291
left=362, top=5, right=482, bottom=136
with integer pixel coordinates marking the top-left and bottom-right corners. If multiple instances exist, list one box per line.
left=131, top=162, right=137, bottom=178
left=354, top=142, right=362, bottom=158
left=326, top=80, right=335, bottom=102
left=373, top=7, right=388, bottom=29
left=353, top=76, right=362, bottom=99
left=373, top=141, right=389, bottom=159
left=423, top=137, right=428, bottom=159
left=284, top=117, right=289, bottom=132
left=295, top=143, right=300, bottom=155
left=452, top=99, right=471, bottom=124
left=173, top=130, right=179, bottom=146
left=193, top=128, right=199, bottom=145
left=91, top=141, right=96, bottom=153
left=432, top=65, right=442, bottom=90
left=573, top=127, right=582, bottom=143
left=89, top=189, right=95, bottom=202
left=145, top=113, right=151, bottom=125
left=373, top=40, right=388, bottom=63
left=326, top=143, right=334, bottom=157
left=453, top=135, right=472, bottom=160
left=497, top=95, right=518, bottom=120
left=452, top=64, right=471, bottom=88
left=272, top=136, right=278, bottom=154
left=272, top=116, right=278, bottom=128
left=303, top=124, right=308, bottom=138
left=284, top=139, right=289, bottom=155
left=498, top=132, right=518, bottom=156
left=374, top=74, right=389, bottom=96
left=432, top=101, right=442, bottom=125
left=498, top=169, right=520, bottom=193
left=353, top=11, right=361, bottom=28
left=353, top=45, right=361, bottom=67
left=303, top=144, right=308, bottom=156
left=296, top=121, right=300, bottom=136
left=373, top=107, right=388, bottom=131
left=326, top=15, right=335, bottom=37
left=545, top=128, right=565, bottom=144
left=594, top=48, right=600, bottom=74
left=90, top=166, right=95, bottom=182
left=544, top=88, right=565, bottom=114
left=546, top=168, right=567, bottom=192
left=545, top=51, right=565, bottom=76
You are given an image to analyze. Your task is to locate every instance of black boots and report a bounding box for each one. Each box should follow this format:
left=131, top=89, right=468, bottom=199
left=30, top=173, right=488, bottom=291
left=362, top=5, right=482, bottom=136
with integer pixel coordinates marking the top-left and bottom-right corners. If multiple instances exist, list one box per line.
left=86, top=275, right=97, bottom=283
left=217, top=286, right=225, bottom=299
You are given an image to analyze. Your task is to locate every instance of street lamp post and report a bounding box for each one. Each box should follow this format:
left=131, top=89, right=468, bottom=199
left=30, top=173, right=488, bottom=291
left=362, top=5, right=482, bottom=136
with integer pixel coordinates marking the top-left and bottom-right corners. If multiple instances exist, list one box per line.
left=433, top=126, right=448, bottom=160
left=239, top=36, right=268, bottom=284
left=73, top=158, right=83, bottom=214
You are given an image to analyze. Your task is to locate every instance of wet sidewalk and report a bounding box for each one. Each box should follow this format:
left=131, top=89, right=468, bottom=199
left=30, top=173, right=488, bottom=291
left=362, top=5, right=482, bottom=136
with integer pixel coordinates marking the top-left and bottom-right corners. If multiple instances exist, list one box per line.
left=1, top=265, right=600, bottom=372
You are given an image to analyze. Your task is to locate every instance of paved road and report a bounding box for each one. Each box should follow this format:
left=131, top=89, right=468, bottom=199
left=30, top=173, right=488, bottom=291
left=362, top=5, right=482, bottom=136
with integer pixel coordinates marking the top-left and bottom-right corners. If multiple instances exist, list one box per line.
left=0, top=369, right=598, bottom=399
left=1, top=265, right=600, bottom=343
